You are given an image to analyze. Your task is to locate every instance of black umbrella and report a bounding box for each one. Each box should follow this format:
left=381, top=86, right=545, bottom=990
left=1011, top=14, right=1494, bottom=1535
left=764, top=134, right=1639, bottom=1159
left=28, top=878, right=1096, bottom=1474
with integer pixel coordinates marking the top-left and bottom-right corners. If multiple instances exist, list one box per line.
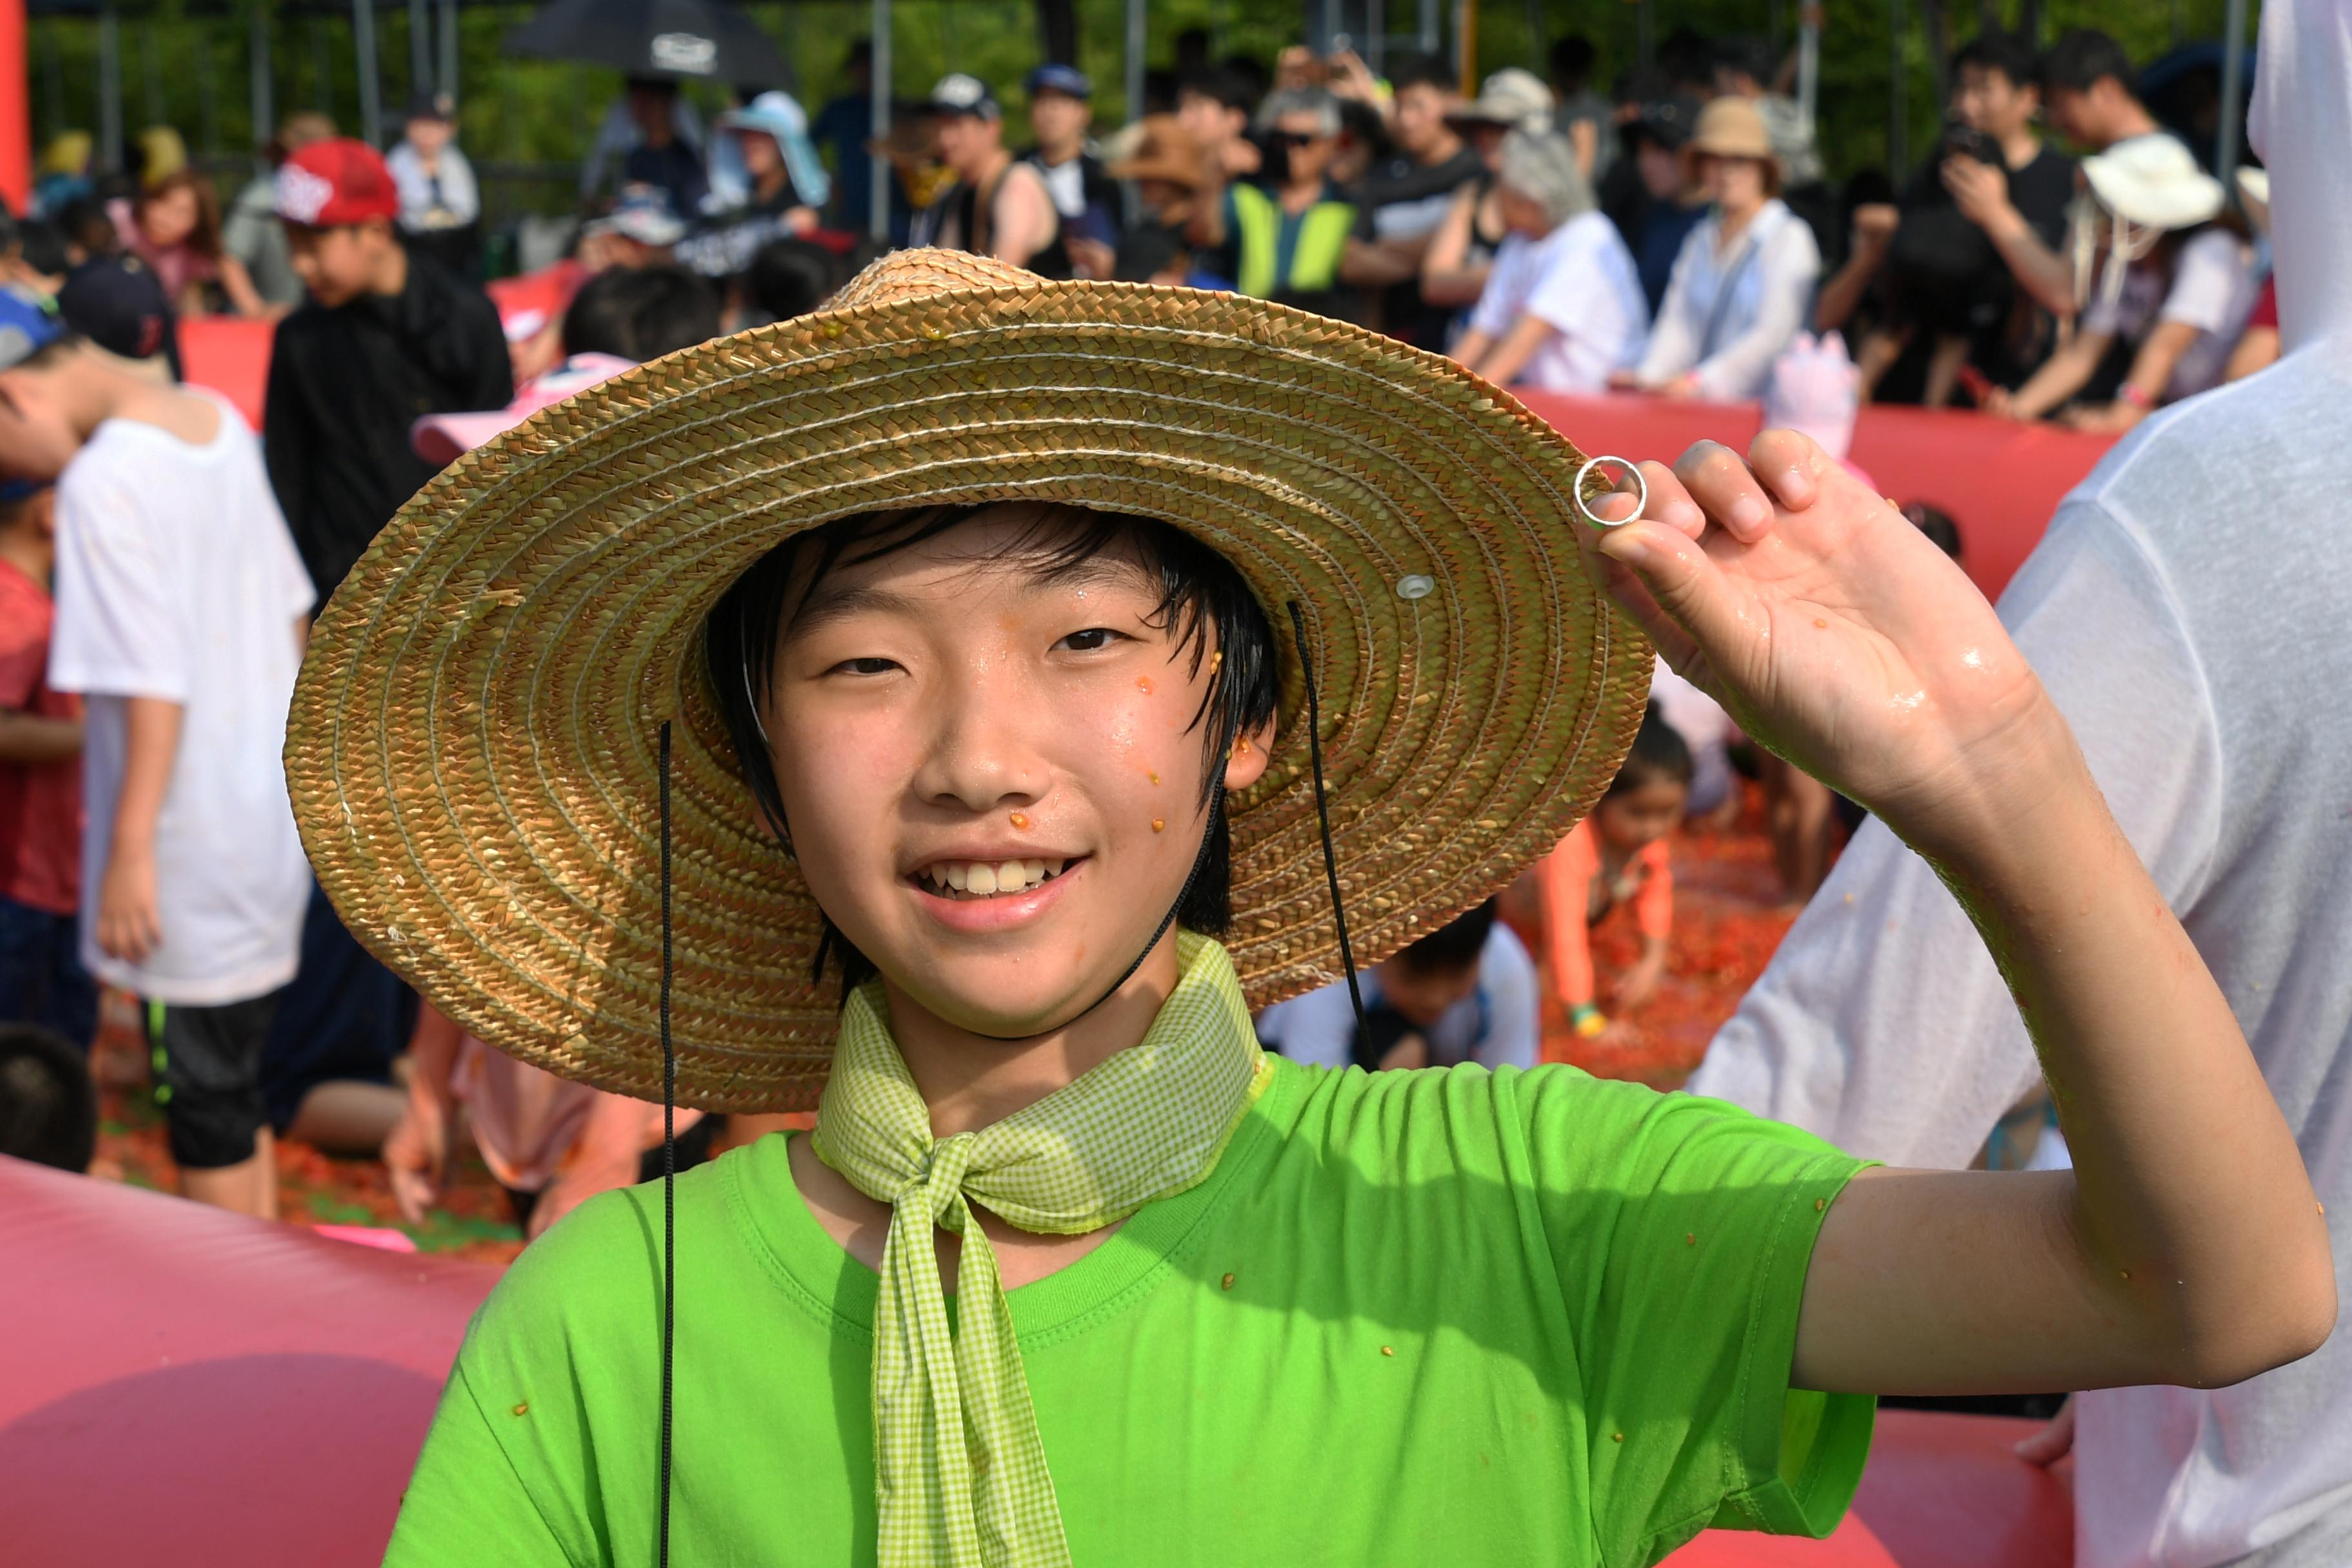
left=505, top=0, right=790, bottom=89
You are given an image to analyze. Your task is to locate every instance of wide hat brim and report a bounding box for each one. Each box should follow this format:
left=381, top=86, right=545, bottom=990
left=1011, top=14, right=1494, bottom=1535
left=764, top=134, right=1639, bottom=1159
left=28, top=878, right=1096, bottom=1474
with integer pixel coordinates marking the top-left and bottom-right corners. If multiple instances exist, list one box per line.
left=285, top=250, right=1651, bottom=1113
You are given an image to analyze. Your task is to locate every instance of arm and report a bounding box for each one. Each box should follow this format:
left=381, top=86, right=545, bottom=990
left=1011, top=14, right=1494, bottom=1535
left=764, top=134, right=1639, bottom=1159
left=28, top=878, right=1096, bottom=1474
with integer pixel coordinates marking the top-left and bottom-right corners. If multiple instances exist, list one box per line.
left=2225, top=325, right=2280, bottom=382
left=1418, top=184, right=1491, bottom=308
left=1943, top=157, right=2076, bottom=318
left=1601, top=434, right=2333, bottom=1396
left=1464, top=312, right=1563, bottom=388
left=2066, top=318, right=2198, bottom=435
left=1340, top=234, right=1430, bottom=288
left=96, top=695, right=182, bottom=964
left=1812, top=204, right=1896, bottom=333
left=384, top=1002, right=464, bottom=1222
left=217, top=253, right=270, bottom=318
left=1538, top=832, right=1602, bottom=1022
left=1569, top=119, right=1600, bottom=181
left=1447, top=326, right=1494, bottom=369
left=529, top=1091, right=662, bottom=1239
left=0, top=708, right=81, bottom=762
left=1999, top=327, right=2111, bottom=422
left=989, top=166, right=1060, bottom=270
left=1612, top=847, right=1674, bottom=1006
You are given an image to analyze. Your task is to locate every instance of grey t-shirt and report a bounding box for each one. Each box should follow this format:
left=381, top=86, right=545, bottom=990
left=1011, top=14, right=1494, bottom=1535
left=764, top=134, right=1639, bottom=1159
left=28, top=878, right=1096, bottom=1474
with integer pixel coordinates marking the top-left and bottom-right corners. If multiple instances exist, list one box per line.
left=223, top=174, right=304, bottom=309
left=1690, top=348, right=2352, bottom=1567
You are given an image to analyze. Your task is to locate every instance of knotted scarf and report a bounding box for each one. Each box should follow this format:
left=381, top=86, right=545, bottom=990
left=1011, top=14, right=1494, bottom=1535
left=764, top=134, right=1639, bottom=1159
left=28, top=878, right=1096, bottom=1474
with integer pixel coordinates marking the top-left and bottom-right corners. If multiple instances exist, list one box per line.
left=810, top=932, right=1268, bottom=1568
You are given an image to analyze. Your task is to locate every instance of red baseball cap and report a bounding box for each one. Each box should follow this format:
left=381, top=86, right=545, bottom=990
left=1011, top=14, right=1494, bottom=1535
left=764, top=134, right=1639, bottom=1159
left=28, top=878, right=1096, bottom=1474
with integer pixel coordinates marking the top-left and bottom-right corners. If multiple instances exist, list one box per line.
left=273, top=137, right=400, bottom=226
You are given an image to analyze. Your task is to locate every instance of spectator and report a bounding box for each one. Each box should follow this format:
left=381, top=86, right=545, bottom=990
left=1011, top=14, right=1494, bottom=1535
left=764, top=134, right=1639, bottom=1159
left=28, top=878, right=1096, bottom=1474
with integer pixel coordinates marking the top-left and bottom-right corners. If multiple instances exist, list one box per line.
left=1339, top=53, right=1482, bottom=349
left=55, top=253, right=182, bottom=384
left=2040, top=28, right=2166, bottom=155
left=1609, top=97, right=1708, bottom=314
left=1174, top=67, right=1261, bottom=184
left=224, top=112, right=337, bottom=313
left=33, top=131, right=93, bottom=217
left=110, top=170, right=265, bottom=318
left=1857, top=31, right=2081, bottom=403
left=1623, top=97, right=1821, bottom=400
left=387, top=92, right=481, bottom=280
left=1529, top=704, right=1691, bottom=1039
left=560, top=264, right=722, bottom=362
left=1105, top=115, right=1206, bottom=285
left=582, top=78, right=710, bottom=223
left=2223, top=166, right=2279, bottom=383
left=578, top=183, right=686, bottom=273
left=1021, top=64, right=1120, bottom=280
left=908, top=75, right=1066, bottom=276
left=675, top=92, right=827, bottom=282
left=1198, top=87, right=1358, bottom=319
left=2, top=217, right=71, bottom=297
left=1257, top=899, right=1537, bottom=1072
left=1712, top=35, right=1834, bottom=262
left=810, top=40, right=879, bottom=234
left=1990, top=135, right=2251, bottom=431
left=267, top=136, right=512, bottom=602
left=1691, top=1, right=2352, bottom=1554
left=0, top=473, right=88, bottom=1052
left=1451, top=129, right=1648, bottom=393
left=744, top=237, right=839, bottom=326
left=1419, top=69, right=1558, bottom=314
left=0, top=290, right=313, bottom=1218
left=1549, top=35, right=1612, bottom=182
left=1649, top=658, right=1742, bottom=830
left=0, top=1021, right=96, bottom=1171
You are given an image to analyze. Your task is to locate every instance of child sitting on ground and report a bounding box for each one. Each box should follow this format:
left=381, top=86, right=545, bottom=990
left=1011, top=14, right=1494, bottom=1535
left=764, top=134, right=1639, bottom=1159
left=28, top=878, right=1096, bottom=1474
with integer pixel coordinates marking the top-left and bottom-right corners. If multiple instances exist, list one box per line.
left=1529, top=704, right=1692, bottom=1039
left=1256, top=899, right=1538, bottom=1072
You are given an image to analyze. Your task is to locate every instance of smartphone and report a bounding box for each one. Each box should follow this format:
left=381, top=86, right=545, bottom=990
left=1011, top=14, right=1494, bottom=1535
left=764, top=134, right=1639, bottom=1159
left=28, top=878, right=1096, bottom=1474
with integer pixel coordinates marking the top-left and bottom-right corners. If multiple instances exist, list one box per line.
left=1940, top=121, right=2004, bottom=167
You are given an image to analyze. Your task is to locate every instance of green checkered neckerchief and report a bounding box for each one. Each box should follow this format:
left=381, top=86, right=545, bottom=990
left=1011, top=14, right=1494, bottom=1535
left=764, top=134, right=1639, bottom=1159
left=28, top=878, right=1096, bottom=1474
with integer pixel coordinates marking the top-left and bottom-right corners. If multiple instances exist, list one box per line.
left=811, top=932, right=1269, bottom=1568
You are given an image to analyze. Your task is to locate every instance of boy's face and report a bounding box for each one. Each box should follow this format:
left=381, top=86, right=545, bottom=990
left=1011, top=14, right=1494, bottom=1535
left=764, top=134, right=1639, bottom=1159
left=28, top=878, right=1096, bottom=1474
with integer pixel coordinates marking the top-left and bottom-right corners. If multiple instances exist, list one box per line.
left=287, top=220, right=391, bottom=308
left=406, top=116, right=455, bottom=157
left=1594, top=777, right=1689, bottom=854
left=1028, top=91, right=1090, bottom=157
left=1954, top=64, right=2037, bottom=142
left=1374, top=956, right=1480, bottom=1028
left=0, top=368, right=87, bottom=482
left=762, top=504, right=1276, bottom=1037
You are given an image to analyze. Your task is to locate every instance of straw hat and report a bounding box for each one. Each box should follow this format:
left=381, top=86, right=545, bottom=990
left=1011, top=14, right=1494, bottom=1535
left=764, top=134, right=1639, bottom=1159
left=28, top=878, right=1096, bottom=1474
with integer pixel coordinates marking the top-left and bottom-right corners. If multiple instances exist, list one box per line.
left=1685, top=97, right=1777, bottom=163
left=1448, top=68, right=1554, bottom=132
left=284, top=250, right=1651, bottom=1112
left=1104, top=113, right=1205, bottom=190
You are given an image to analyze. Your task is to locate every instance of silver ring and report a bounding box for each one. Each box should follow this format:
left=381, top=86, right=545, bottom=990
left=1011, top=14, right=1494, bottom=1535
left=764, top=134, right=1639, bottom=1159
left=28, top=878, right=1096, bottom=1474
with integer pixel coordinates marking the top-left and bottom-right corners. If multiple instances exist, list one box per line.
left=1573, top=455, right=1646, bottom=529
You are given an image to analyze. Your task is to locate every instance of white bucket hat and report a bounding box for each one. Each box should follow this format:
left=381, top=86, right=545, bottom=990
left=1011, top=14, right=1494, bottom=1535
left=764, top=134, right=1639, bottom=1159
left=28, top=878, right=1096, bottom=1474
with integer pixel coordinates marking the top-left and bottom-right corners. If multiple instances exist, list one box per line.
left=2082, top=132, right=2226, bottom=230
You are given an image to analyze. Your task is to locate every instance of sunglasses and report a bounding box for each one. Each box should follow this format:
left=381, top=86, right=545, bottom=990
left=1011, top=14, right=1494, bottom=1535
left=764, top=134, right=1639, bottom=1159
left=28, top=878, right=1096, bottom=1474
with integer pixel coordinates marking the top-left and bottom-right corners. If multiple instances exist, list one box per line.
left=1272, top=130, right=1327, bottom=149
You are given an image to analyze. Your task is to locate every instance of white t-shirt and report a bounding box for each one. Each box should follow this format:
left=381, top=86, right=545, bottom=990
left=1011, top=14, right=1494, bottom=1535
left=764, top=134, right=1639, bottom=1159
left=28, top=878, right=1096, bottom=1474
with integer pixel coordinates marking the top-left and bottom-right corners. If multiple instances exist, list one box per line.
left=1636, top=197, right=1822, bottom=400
left=2084, top=227, right=2261, bottom=403
left=1255, top=924, right=1540, bottom=1071
left=48, top=389, right=315, bottom=1006
left=1466, top=211, right=1651, bottom=393
left=1648, top=658, right=1740, bottom=817
left=1689, top=348, right=2352, bottom=1567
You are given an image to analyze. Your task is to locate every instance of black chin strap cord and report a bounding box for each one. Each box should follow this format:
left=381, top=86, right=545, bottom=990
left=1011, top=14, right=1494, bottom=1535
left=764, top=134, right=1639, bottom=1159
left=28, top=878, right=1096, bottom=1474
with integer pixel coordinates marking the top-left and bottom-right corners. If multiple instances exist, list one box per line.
left=1286, top=601, right=1369, bottom=1042
left=658, top=721, right=676, bottom=1568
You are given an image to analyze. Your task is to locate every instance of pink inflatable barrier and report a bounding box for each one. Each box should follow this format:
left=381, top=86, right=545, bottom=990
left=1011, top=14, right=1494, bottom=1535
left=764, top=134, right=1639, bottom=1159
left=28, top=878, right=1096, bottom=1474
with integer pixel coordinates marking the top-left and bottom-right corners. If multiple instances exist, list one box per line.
left=0, top=1156, right=2072, bottom=1566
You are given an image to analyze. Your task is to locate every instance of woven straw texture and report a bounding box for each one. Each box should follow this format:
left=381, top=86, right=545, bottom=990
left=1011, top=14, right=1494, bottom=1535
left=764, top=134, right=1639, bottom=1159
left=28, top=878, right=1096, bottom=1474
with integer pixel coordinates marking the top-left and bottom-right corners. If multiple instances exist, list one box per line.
left=284, top=250, right=1653, bottom=1113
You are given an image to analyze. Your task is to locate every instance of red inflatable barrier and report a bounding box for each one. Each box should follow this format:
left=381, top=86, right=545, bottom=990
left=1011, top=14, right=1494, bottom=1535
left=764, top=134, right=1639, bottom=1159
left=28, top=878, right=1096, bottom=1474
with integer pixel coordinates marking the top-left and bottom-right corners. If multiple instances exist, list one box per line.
left=177, top=315, right=274, bottom=431
left=0, top=1155, right=2073, bottom=1566
left=1512, top=391, right=2119, bottom=602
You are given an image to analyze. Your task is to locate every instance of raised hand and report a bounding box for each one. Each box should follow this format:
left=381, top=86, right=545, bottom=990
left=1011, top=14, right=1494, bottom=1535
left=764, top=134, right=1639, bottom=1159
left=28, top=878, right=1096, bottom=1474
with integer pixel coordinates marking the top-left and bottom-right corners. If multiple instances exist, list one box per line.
left=1589, top=430, right=2057, bottom=858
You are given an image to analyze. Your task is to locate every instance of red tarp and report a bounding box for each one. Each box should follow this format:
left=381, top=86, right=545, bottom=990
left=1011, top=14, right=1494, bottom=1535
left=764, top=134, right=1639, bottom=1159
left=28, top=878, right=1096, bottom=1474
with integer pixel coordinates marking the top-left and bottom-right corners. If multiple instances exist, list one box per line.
left=0, top=1154, right=2072, bottom=1566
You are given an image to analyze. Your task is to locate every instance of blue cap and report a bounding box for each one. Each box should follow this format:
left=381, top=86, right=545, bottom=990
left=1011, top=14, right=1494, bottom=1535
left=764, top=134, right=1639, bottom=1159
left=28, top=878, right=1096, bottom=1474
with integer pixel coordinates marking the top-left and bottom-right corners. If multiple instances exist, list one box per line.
left=0, top=285, right=66, bottom=373
left=715, top=90, right=833, bottom=210
left=1024, top=63, right=1093, bottom=101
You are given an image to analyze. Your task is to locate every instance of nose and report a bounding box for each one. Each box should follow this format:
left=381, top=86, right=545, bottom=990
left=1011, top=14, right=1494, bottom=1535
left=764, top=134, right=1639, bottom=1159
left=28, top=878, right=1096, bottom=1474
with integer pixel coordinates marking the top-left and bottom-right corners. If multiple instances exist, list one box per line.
left=909, top=652, right=1050, bottom=816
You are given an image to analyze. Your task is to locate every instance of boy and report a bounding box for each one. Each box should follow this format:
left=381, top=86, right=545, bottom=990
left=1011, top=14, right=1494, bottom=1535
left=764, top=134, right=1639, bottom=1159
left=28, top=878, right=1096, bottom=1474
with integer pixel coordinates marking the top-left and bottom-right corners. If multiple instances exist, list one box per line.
left=0, top=288, right=313, bottom=1217
left=1257, top=900, right=1538, bottom=1072
left=287, top=252, right=2330, bottom=1565
left=0, top=466, right=88, bottom=1048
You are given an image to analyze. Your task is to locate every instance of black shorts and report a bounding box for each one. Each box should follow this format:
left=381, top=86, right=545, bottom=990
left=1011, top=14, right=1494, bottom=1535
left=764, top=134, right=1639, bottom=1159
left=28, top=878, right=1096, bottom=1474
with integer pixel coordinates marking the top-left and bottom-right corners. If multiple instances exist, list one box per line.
left=148, top=991, right=282, bottom=1170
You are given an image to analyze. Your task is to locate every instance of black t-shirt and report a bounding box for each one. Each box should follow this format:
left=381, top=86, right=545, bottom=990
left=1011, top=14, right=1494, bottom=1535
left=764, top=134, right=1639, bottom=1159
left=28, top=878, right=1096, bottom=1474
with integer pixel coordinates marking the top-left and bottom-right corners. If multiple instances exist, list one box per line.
left=2004, top=144, right=2079, bottom=247
left=263, top=248, right=513, bottom=603
left=1884, top=141, right=2077, bottom=337
left=1351, top=146, right=1484, bottom=349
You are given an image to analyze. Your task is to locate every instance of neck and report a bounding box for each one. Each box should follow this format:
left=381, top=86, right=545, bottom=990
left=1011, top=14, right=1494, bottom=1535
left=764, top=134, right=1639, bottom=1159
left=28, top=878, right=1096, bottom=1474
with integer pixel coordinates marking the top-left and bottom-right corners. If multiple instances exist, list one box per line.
left=964, top=146, right=1012, bottom=187
left=1718, top=196, right=1763, bottom=233
left=370, top=236, right=410, bottom=298
left=1041, top=139, right=1081, bottom=166
left=882, top=926, right=1184, bottom=1138
left=2000, top=126, right=2041, bottom=168
left=1282, top=173, right=1323, bottom=204
left=0, top=525, right=49, bottom=585
left=2104, top=104, right=2160, bottom=146
left=755, top=166, right=790, bottom=202
left=1419, top=130, right=1464, bottom=168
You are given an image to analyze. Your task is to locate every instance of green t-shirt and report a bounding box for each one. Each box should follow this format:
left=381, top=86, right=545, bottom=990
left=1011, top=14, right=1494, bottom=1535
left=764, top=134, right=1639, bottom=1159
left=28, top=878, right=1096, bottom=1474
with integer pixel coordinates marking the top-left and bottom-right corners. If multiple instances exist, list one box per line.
left=384, top=1057, right=1872, bottom=1567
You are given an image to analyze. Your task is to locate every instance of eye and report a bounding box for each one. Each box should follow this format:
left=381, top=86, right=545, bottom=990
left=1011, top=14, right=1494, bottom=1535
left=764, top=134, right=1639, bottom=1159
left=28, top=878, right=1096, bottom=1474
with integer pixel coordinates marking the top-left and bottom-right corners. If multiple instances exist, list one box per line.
left=828, top=656, right=902, bottom=677
left=1055, top=627, right=1128, bottom=653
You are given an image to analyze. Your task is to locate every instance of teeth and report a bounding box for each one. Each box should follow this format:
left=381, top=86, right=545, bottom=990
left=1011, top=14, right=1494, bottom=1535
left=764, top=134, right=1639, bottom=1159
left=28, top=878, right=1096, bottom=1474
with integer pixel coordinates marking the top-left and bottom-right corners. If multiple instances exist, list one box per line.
left=967, top=864, right=999, bottom=895
left=918, top=858, right=1074, bottom=897
left=946, top=864, right=968, bottom=891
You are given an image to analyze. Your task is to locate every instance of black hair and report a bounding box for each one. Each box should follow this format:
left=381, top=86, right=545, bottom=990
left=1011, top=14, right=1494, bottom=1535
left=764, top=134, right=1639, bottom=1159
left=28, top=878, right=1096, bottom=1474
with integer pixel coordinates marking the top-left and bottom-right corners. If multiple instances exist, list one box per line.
left=10, top=331, right=86, bottom=375
left=2040, top=29, right=2135, bottom=98
left=16, top=219, right=70, bottom=279
left=0, top=1024, right=98, bottom=1173
left=1607, top=703, right=1695, bottom=796
left=1659, top=26, right=1716, bottom=95
left=1386, top=52, right=1453, bottom=96
left=1393, top=898, right=1498, bottom=975
left=1954, top=29, right=2039, bottom=93
left=1551, top=35, right=1598, bottom=89
left=55, top=197, right=115, bottom=264
left=1901, top=502, right=1963, bottom=560
left=745, top=238, right=839, bottom=324
left=561, top=264, right=721, bottom=362
left=703, top=502, right=1281, bottom=992
left=1178, top=67, right=1257, bottom=119
left=1713, top=35, right=1777, bottom=90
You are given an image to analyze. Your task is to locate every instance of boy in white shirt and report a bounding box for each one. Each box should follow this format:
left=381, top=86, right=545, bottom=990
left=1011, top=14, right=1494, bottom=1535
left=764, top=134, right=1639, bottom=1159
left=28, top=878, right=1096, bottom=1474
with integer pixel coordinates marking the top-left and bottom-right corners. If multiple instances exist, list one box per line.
left=0, top=289, right=313, bottom=1216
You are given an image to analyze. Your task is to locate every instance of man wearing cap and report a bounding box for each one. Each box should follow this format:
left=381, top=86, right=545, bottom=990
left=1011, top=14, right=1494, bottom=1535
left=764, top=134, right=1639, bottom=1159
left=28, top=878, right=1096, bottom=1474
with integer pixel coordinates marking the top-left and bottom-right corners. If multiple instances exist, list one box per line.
left=262, top=136, right=511, bottom=1162
left=55, top=253, right=182, bottom=383
left=910, top=75, right=1067, bottom=277
left=1020, top=64, right=1120, bottom=280
left=1338, top=54, right=1484, bottom=350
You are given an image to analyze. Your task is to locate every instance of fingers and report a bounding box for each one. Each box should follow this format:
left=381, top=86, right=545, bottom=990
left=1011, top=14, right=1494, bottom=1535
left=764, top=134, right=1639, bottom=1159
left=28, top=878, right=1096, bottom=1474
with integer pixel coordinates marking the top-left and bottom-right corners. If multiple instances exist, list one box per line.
left=1673, top=440, right=1780, bottom=543
left=1636, top=459, right=1707, bottom=540
left=1591, top=538, right=1702, bottom=673
left=2013, top=1398, right=2076, bottom=1466
left=1749, top=427, right=1831, bottom=511
left=1596, top=520, right=1746, bottom=666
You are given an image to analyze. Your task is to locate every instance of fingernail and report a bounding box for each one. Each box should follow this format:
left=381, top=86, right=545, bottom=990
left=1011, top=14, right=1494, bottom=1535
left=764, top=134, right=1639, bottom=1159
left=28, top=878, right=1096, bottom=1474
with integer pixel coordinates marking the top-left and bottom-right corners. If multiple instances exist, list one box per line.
left=1665, top=499, right=1705, bottom=533
left=1729, top=495, right=1769, bottom=532
left=1779, top=466, right=1815, bottom=502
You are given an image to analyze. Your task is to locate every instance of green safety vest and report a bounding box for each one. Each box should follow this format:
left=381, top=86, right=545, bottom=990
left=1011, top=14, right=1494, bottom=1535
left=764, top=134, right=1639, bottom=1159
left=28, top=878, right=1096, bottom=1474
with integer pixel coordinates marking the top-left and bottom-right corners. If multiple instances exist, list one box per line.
left=1231, top=181, right=1357, bottom=300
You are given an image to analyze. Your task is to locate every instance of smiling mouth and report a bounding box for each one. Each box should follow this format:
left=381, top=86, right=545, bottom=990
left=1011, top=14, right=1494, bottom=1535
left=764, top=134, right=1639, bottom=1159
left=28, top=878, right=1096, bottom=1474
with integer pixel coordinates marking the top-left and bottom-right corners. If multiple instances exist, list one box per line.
left=912, top=857, right=1081, bottom=899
